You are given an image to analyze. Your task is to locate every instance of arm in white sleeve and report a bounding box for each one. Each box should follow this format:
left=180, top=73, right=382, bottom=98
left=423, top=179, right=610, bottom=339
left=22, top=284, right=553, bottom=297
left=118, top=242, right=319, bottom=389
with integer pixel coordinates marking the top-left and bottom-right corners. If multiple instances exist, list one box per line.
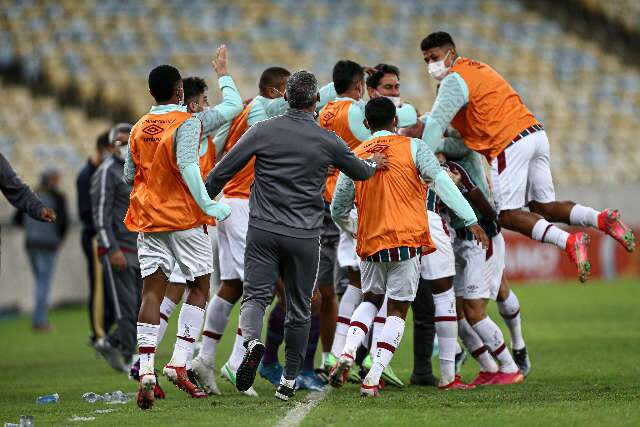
left=317, top=82, right=337, bottom=112
left=123, top=135, right=135, bottom=185
left=397, top=103, right=418, bottom=128
left=330, top=172, right=357, bottom=234
left=347, top=103, right=372, bottom=142
left=175, top=117, right=231, bottom=220
left=263, top=97, right=288, bottom=118
left=196, top=75, right=243, bottom=135
left=412, top=138, right=477, bottom=227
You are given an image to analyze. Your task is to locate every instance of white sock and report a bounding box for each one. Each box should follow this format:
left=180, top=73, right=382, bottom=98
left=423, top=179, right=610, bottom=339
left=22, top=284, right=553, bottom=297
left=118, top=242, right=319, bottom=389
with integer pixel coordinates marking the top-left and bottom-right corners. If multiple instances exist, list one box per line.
left=280, top=374, right=295, bottom=388
left=569, top=204, right=599, bottom=228
left=531, top=219, right=569, bottom=250
left=199, top=295, right=234, bottom=367
left=472, top=317, right=518, bottom=373
left=157, top=297, right=177, bottom=348
left=227, top=328, right=246, bottom=371
left=498, top=290, right=525, bottom=350
left=342, top=302, right=377, bottom=358
left=169, top=304, right=205, bottom=367
left=458, top=317, right=498, bottom=373
left=137, top=322, right=159, bottom=376
left=369, top=296, right=387, bottom=356
left=433, top=289, right=457, bottom=383
left=186, top=346, right=194, bottom=370
left=321, top=352, right=331, bottom=366
left=331, top=285, right=363, bottom=357
left=455, top=340, right=462, bottom=355
left=367, top=316, right=405, bottom=385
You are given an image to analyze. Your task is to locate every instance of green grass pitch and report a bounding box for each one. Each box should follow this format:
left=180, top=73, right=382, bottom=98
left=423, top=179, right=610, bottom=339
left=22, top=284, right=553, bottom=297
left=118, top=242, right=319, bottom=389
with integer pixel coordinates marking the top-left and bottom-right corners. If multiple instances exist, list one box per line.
left=0, top=280, right=639, bottom=426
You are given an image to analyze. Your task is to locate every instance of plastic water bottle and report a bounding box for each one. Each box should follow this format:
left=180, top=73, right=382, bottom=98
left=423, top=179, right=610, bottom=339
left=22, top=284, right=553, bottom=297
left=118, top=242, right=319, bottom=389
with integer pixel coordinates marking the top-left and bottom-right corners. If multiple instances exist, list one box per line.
left=82, top=392, right=104, bottom=404
left=105, top=391, right=129, bottom=404
left=4, top=423, right=19, bottom=427
left=36, top=393, right=59, bottom=404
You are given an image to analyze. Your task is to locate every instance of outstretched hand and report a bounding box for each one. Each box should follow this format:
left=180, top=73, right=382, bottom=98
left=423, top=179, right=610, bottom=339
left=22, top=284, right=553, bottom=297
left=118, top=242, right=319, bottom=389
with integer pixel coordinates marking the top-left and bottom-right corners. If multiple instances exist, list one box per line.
left=370, top=152, right=388, bottom=170
left=212, top=44, right=228, bottom=76
left=39, top=207, right=56, bottom=223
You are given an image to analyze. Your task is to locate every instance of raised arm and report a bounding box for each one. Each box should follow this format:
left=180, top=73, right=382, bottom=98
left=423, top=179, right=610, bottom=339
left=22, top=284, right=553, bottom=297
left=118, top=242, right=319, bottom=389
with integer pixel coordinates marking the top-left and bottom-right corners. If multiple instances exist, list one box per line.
left=176, top=117, right=231, bottom=221
left=316, top=82, right=337, bottom=112
left=206, top=121, right=260, bottom=197
left=421, top=73, right=469, bottom=154
left=330, top=172, right=357, bottom=235
left=195, top=45, right=243, bottom=135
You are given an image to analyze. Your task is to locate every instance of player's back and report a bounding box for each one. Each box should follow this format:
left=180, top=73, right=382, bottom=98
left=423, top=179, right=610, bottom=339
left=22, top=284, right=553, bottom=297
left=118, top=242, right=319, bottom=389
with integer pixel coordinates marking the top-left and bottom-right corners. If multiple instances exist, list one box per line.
left=352, top=132, right=432, bottom=259
left=450, top=57, right=538, bottom=160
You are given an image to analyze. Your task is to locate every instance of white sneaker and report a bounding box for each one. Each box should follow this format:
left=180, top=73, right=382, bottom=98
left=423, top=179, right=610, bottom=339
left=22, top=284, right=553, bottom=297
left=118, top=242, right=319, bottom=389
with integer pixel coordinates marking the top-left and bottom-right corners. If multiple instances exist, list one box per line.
left=192, top=357, right=221, bottom=396
left=360, top=376, right=379, bottom=398
left=220, top=362, right=258, bottom=397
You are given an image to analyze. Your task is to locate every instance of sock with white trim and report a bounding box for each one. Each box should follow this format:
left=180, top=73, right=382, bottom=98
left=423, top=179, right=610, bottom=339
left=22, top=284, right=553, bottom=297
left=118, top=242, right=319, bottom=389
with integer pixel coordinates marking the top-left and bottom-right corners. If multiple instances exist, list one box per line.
left=369, top=297, right=387, bottom=356
left=137, top=322, right=158, bottom=376
left=366, top=316, right=405, bottom=385
left=156, top=297, right=177, bottom=348
left=569, top=204, right=599, bottom=228
left=458, top=317, right=498, bottom=373
left=532, top=219, right=569, bottom=250
left=472, top=316, right=518, bottom=373
left=331, top=285, right=363, bottom=357
left=433, top=289, right=457, bottom=383
left=169, top=304, right=205, bottom=367
left=227, top=328, right=246, bottom=371
left=498, top=290, right=526, bottom=350
left=342, top=301, right=377, bottom=359
left=199, top=295, right=234, bottom=367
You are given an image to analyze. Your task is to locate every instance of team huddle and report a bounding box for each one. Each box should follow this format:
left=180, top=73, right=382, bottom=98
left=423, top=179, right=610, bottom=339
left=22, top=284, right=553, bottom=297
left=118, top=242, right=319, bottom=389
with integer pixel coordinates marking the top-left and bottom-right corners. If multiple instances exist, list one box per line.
left=118, top=31, right=635, bottom=409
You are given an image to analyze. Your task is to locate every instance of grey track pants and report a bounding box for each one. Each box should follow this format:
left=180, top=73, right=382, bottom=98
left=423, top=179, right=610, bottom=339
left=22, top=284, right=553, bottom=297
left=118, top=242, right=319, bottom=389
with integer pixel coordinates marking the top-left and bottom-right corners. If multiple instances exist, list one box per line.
left=240, top=226, right=320, bottom=380
left=104, top=256, right=142, bottom=359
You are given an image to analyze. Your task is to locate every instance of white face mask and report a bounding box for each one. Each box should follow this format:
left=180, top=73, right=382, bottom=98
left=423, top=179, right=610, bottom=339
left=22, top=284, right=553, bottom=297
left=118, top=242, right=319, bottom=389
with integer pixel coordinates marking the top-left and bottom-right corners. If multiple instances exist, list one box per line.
left=114, top=143, right=128, bottom=161
left=385, top=96, right=401, bottom=108
left=428, top=51, right=452, bottom=81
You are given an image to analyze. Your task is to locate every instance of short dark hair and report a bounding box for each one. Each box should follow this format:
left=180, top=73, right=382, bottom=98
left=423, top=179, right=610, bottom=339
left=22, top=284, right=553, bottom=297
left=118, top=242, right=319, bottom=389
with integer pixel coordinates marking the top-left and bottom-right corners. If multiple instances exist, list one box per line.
left=109, top=123, right=133, bottom=144
left=148, top=64, right=182, bottom=103
left=96, top=130, right=110, bottom=152
left=183, top=77, right=208, bottom=104
left=420, top=31, right=456, bottom=51
left=258, top=67, right=291, bottom=95
left=332, top=60, right=364, bottom=94
left=365, top=97, right=396, bottom=130
left=366, top=64, right=400, bottom=89
left=286, top=70, right=318, bottom=110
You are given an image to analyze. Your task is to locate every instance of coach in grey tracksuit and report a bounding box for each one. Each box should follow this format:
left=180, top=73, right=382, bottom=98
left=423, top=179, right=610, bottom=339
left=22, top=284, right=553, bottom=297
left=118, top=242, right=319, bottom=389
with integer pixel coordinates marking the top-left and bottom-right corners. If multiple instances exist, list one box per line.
left=206, top=70, right=384, bottom=385
left=90, top=124, right=141, bottom=369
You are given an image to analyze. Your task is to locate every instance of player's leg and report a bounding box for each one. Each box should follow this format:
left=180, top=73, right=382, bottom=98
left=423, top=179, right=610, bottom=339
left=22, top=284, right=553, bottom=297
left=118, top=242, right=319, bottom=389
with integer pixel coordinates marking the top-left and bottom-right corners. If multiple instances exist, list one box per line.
left=259, top=297, right=286, bottom=386
left=235, top=227, right=280, bottom=393
left=273, top=233, right=320, bottom=401
left=496, top=275, right=530, bottom=376
left=156, top=268, right=186, bottom=350
left=318, top=281, right=337, bottom=368
left=329, top=262, right=383, bottom=388
left=296, top=290, right=325, bottom=391
left=453, top=240, right=499, bottom=385
left=491, top=132, right=591, bottom=282
left=135, top=231, right=176, bottom=409
left=329, top=269, right=363, bottom=363
left=361, top=257, right=420, bottom=397
left=317, top=224, right=339, bottom=369
left=410, top=278, right=437, bottom=386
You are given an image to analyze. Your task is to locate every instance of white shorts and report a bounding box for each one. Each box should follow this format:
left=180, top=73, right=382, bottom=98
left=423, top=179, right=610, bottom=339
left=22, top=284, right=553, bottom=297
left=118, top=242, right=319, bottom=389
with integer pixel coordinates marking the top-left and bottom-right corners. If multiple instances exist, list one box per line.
left=137, top=226, right=213, bottom=281
left=217, top=197, right=249, bottom=281
left=337, top=229, right=359, bottom=269
left=420, top=212, right=455, bottom=280
left=491, top=130, right=555, bottom=212
left=453, top=233, right=505, bottom=300
left=360, top=256, right=421, bottom=302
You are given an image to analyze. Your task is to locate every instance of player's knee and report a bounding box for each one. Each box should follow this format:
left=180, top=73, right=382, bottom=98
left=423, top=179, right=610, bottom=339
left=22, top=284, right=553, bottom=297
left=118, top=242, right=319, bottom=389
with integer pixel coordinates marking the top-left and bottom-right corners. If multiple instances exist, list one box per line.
left=387, top=299, right=410, bottom=319
left=463, top=301, right=486, bottom=325
left=528, top=201, right=553, bottom=219
left=363, top=292, right=384, bottom=308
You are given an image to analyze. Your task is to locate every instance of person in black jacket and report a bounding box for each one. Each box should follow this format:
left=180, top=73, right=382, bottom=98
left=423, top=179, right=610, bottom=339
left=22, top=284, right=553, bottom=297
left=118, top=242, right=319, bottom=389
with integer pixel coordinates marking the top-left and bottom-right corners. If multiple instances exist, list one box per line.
left=14, top=168, right=68, bottom=332
left=76, top=131, right=114, bottom=344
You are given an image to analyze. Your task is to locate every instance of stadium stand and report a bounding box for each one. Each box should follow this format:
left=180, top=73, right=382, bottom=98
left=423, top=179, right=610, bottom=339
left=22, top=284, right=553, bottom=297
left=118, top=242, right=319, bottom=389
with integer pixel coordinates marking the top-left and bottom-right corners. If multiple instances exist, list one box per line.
left=0, top=0, right=638, bottom=193
left=579, top=0, right=640, bottom=34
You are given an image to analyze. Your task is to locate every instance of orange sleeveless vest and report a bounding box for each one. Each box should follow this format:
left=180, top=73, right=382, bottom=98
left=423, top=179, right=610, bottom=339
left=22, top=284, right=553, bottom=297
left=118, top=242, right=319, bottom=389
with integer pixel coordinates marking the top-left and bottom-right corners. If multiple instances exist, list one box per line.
left=222, top=103, right=253, bottom=199
left=124, top=110, right=213, bottom=232
left=450, top=57, right=538, bottom=161
left=199, top=135, right=217, bottom=180
left=352, top=134, right=435, bottom=259
left=319, top=99, right=362, bottom=203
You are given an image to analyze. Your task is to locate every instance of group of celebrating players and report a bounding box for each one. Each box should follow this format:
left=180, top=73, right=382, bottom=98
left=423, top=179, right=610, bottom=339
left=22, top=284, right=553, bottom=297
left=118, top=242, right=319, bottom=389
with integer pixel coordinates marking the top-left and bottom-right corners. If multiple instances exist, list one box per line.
left=120, top=31, right=635, bottom=409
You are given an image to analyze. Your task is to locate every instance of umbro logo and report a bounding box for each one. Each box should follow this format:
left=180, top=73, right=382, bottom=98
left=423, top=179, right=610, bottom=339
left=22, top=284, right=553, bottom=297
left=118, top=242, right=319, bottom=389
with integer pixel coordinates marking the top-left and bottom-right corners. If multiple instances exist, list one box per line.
left=143, top=124, right=164, bottom=135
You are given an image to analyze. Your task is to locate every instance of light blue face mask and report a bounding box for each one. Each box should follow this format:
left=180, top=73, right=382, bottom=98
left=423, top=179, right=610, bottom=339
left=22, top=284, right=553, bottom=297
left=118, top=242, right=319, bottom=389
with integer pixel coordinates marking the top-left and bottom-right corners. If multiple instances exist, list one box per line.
left=115, top=143, right=129, bottom=161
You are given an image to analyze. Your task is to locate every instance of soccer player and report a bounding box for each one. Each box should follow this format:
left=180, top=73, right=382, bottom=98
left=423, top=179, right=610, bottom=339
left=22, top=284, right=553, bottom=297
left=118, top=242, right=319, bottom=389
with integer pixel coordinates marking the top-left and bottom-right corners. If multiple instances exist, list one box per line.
left=418, top=31, right=635, bottom=282
left=125, top=45, right=241, bottom=410
left=440, top=152, right=525, bottom=385
left=205, top=70, right=385, bottom=401
left=365, top=63, right=418, bottom=129
left=137, top=75, right=225, bottom=391
left=329, top=97, right=487, bottom=396
left=191, top=66, right=292, bottom=397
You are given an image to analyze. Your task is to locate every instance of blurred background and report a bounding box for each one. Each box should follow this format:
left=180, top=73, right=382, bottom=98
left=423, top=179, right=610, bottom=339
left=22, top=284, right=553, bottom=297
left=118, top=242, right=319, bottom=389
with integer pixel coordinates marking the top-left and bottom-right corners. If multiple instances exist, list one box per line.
left=0, top=0, right=638, bottom=316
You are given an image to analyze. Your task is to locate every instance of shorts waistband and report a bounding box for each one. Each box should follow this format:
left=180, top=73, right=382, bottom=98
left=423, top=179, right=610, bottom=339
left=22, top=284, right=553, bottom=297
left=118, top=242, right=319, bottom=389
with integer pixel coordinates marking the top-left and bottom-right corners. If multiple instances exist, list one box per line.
left=364, top=246, right=421, bottom=263
left=507, top=123, right=544, bottom=150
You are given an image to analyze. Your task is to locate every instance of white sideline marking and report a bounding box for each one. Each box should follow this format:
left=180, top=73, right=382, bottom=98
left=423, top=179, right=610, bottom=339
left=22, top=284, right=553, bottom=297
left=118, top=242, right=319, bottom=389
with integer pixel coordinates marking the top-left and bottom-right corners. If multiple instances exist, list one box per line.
left=275, top=389, right=329, bottom=427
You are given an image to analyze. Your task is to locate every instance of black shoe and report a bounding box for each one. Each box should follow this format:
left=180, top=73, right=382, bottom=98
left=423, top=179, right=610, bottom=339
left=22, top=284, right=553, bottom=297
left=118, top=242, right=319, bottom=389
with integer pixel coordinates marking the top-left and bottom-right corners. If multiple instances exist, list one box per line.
left=409, top=373, right=439, bottom=386
left=455, top=350, right=467, bottom=374
left=275, top=381, right=296, bottom=401
left=512, top=347, right=531, bottom=377
left=236, top=339, right=265, bottom=392
left=187, top=368, right=199, bottom=387
left=95, top=339, right=128, bottom=373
